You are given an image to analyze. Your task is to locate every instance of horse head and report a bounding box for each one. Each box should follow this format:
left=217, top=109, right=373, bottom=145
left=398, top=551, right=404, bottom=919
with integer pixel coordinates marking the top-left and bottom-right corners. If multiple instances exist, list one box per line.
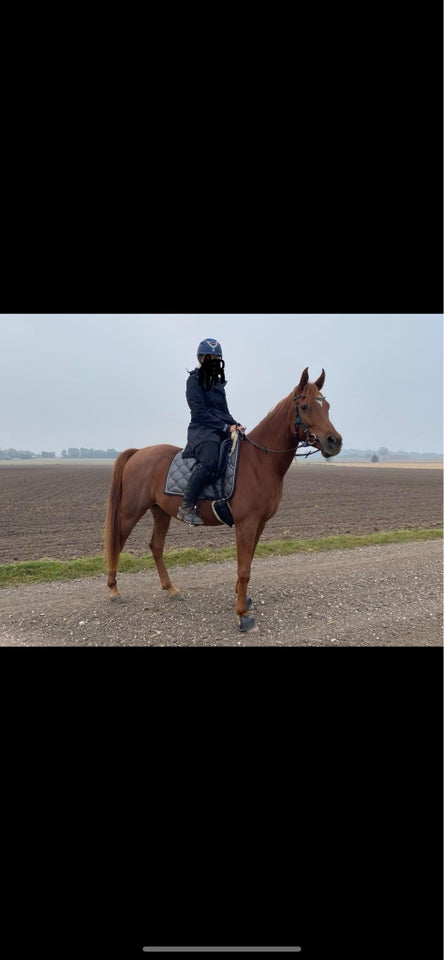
left=293, top=368, right=342, bottom=458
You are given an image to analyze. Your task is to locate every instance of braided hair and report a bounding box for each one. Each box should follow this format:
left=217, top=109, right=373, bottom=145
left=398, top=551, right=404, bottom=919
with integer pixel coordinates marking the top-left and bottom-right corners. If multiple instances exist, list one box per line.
left=198, top=355, right=226, bottom=391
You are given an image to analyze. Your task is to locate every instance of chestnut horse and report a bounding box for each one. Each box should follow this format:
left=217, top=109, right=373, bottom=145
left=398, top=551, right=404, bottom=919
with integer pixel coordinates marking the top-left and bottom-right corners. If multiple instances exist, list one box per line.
left=104, top=368, right=342, bottom=632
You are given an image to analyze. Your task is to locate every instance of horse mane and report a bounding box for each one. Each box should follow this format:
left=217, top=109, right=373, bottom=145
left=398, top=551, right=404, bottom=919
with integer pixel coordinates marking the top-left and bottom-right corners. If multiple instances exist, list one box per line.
left=248, top=391, right=294, bottom=440
left=295, top=381, right=320, bottom=401
left=248, top=380, right=320, bottom=442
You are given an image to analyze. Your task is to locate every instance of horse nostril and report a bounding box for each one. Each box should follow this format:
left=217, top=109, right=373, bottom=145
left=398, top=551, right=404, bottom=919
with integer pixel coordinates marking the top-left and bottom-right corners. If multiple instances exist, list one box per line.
left=327, top=435, right=342, bottom=448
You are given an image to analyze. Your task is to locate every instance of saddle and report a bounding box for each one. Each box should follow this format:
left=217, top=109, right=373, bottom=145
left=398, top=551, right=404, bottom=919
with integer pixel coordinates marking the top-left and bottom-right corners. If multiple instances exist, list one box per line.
left=164, top=435, right=240, bottom=526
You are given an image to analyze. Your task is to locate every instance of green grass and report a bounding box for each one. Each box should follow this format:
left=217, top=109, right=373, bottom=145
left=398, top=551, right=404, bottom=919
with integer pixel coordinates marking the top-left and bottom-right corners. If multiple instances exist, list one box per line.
left=0, top=528, right=441, bottom=587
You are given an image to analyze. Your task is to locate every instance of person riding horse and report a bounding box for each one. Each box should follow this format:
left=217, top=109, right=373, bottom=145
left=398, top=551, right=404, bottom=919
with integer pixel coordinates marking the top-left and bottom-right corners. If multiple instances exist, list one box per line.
left=177, top=338, right=245, bottom=525
left=105, top=364, right=342, bottom=627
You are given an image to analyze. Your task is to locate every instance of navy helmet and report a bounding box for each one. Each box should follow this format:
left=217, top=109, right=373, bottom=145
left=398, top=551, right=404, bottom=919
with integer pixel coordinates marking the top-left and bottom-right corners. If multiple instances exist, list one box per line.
left=197, top=338, right=223, bottom=359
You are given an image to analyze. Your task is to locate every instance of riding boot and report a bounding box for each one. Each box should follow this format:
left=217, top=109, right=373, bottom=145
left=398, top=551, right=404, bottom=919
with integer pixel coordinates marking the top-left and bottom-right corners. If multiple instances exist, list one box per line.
left=177, top=462, right=211, bottom=525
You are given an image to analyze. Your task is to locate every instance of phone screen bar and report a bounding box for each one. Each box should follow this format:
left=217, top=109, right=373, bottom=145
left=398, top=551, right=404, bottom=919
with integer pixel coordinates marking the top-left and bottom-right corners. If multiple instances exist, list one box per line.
left=142, top=949, right=302, bottom=953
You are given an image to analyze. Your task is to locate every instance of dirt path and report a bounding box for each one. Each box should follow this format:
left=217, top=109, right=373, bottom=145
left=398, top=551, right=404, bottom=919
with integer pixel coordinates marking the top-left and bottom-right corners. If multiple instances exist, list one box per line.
left=1, top=540, right=441, bottom=646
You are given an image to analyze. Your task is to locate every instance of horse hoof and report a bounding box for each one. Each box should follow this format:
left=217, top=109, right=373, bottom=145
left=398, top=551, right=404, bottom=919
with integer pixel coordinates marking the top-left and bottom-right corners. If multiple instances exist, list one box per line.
left=167, top=590, right=184, bottom=601
left=110, top=594, right=124, bottom=603
left=239, top=614, right=257, bottom=633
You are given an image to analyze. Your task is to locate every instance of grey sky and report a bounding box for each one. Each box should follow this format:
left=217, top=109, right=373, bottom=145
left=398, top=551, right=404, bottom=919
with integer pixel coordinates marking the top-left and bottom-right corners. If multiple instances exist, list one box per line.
left=1, top=315, right=442, bottom=454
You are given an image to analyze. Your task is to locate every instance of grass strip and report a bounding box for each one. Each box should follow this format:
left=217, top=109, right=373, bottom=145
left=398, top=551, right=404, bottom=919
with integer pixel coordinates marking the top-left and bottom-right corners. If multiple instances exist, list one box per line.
left=0, top=528, right=441, bottom=587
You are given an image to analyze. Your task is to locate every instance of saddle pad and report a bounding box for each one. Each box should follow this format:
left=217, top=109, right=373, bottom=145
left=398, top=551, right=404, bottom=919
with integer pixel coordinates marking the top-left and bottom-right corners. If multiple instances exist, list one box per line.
left=164, top=440, right=240, bottom=500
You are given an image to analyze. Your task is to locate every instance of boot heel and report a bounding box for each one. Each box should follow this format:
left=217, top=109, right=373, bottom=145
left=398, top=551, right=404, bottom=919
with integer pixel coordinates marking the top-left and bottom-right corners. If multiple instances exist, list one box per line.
left=178, top=506, right=204, bottom=525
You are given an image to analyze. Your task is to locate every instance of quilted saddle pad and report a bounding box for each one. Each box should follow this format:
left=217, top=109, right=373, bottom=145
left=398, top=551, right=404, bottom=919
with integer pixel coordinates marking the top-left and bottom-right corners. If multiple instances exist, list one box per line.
left=164, top=437, right=240, bottom=500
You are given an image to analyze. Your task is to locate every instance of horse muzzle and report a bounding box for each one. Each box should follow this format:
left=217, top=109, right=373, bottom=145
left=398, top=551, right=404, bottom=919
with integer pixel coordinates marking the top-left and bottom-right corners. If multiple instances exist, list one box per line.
left=318, top=433, right=343, bottom=458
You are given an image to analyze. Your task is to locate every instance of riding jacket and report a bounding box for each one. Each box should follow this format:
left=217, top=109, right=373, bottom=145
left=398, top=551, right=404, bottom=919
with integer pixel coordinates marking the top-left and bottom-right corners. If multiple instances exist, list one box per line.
left=182, top=368, right=239, bottom=458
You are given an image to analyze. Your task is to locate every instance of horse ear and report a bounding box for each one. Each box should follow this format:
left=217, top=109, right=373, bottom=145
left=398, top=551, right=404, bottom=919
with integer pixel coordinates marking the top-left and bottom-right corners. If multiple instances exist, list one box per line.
left=296, top=368, right=309, bottom=393
left=315, top=369, right=325, bottom=391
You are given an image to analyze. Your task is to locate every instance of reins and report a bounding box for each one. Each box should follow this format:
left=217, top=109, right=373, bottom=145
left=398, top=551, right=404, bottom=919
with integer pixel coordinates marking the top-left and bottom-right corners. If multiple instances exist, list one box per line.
left=240, top=433, right=321, bottom=458
left=239, top=394, right=323, bottom=459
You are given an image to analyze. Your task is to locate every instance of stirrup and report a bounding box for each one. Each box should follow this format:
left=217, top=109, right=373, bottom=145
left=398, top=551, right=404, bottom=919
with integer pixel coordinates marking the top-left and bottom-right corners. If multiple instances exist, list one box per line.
left=177, top=505, right=204, bottom=525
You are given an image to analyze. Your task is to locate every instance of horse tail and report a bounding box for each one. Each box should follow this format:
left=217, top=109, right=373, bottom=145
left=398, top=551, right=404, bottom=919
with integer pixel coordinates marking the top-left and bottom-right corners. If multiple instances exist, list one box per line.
left=104, top=448, right=139, bottom=571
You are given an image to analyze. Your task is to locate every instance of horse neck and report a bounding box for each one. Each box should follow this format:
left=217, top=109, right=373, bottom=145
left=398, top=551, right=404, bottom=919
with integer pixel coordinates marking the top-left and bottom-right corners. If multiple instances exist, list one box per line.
left=248, top=394, right=297, bottom=475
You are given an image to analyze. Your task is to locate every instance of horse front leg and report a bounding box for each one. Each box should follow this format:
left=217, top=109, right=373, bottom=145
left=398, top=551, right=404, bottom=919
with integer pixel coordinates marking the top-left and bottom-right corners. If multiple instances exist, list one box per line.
left=235, top=521, right=262, bottom=633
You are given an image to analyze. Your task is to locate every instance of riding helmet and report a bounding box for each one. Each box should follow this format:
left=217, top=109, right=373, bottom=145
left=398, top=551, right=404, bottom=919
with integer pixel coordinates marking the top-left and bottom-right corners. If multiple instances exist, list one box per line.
left=197, top=338, right=223, bottom=359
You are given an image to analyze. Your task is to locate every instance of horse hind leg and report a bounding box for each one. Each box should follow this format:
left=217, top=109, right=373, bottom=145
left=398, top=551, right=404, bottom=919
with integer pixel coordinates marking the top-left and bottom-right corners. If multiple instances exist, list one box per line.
left=107, top=509, right=145, bottom=601
left=150, top=505, right=183, bottom=600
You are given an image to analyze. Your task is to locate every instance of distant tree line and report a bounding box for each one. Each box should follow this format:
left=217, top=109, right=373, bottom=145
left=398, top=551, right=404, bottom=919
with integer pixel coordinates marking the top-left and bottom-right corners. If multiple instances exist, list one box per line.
left=338, top=448, right=442, bottom=462
left=0, top=448, right=120, bottom=460
left=60, top=448, right=120, bottom=459
left=0, top=448, right=37, bottom=460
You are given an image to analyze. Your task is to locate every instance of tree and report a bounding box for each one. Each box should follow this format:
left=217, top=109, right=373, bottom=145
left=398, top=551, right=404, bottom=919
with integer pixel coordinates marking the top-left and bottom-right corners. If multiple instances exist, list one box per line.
left=371, top=454, right=379, bottom=463
left=377, top=446, right=390, bottom=460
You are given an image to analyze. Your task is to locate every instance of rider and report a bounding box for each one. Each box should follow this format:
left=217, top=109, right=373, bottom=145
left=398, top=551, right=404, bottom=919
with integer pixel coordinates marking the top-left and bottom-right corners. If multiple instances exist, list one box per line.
left=178, top=338, right=245, bottom=525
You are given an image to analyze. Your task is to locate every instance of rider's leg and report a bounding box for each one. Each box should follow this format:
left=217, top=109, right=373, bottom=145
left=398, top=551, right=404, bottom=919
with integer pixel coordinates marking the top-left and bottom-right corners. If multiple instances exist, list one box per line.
left=177, top=442, right=219, bottom=526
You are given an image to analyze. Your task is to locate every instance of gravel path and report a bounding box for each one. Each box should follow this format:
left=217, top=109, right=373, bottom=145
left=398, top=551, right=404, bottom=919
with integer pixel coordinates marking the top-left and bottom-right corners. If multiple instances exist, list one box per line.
left=0, top=540, right=442, bottom=646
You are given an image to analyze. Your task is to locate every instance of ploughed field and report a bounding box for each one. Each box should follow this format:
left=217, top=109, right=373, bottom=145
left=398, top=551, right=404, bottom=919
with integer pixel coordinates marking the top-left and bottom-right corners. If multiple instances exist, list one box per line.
left=0, top=460, right=442, bottom=564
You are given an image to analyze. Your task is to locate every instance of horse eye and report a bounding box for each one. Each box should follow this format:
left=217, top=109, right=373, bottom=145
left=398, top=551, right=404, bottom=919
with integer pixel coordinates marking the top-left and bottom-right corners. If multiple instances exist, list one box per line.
left=300, top=404, right=308, bottom=412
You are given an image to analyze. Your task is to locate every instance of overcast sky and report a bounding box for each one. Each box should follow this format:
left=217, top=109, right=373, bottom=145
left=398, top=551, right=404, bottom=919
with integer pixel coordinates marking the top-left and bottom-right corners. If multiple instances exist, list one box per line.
left=1, top=315, right=442, bottom=454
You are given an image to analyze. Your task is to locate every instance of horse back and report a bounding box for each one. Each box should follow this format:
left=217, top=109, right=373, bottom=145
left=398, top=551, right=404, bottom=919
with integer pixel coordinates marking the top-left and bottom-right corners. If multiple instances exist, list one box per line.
left=126, top=444, right=181, bottom=474
left=120, top=444, right=181, bottom=504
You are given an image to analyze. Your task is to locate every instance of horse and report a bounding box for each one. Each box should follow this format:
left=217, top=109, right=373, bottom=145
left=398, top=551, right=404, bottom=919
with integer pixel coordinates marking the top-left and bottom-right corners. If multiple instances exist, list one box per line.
left=104, top=367, right=342, bottom=633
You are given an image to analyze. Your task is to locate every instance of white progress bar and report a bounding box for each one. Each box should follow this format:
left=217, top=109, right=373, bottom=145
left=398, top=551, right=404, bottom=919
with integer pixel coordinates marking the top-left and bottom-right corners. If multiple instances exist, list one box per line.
left=142, top=949, right=302, bottom=954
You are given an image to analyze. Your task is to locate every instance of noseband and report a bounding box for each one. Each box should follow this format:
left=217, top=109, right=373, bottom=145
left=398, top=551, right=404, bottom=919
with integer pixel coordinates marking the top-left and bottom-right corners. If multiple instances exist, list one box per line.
left=241, top=394, right=324, bottom=457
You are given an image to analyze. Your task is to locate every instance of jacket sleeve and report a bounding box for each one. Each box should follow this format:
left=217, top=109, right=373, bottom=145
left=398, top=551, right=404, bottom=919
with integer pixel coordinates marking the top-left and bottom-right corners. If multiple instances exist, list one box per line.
left=186, top=375, right=238, bottom=431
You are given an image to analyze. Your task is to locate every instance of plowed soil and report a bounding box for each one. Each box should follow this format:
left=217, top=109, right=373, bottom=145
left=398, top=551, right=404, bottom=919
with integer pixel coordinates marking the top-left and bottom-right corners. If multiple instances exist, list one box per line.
left=0, top=461, right=442, bottom=563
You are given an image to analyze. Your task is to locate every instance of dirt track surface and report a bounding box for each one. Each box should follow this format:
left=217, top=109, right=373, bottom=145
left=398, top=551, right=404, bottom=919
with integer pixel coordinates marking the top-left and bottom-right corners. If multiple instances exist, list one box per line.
left=0, top=462, right=442, bottom=647
left=1, top=541, right=442, bottom=646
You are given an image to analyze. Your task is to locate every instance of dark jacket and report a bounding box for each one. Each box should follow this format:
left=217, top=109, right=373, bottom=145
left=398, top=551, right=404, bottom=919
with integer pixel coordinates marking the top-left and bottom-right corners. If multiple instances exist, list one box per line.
left=182, top=368, right=239, bottom=457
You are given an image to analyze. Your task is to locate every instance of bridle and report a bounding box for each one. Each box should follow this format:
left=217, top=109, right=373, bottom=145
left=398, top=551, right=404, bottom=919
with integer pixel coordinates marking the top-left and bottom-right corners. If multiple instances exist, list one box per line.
left=240, top=394, right=324, bottom=458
